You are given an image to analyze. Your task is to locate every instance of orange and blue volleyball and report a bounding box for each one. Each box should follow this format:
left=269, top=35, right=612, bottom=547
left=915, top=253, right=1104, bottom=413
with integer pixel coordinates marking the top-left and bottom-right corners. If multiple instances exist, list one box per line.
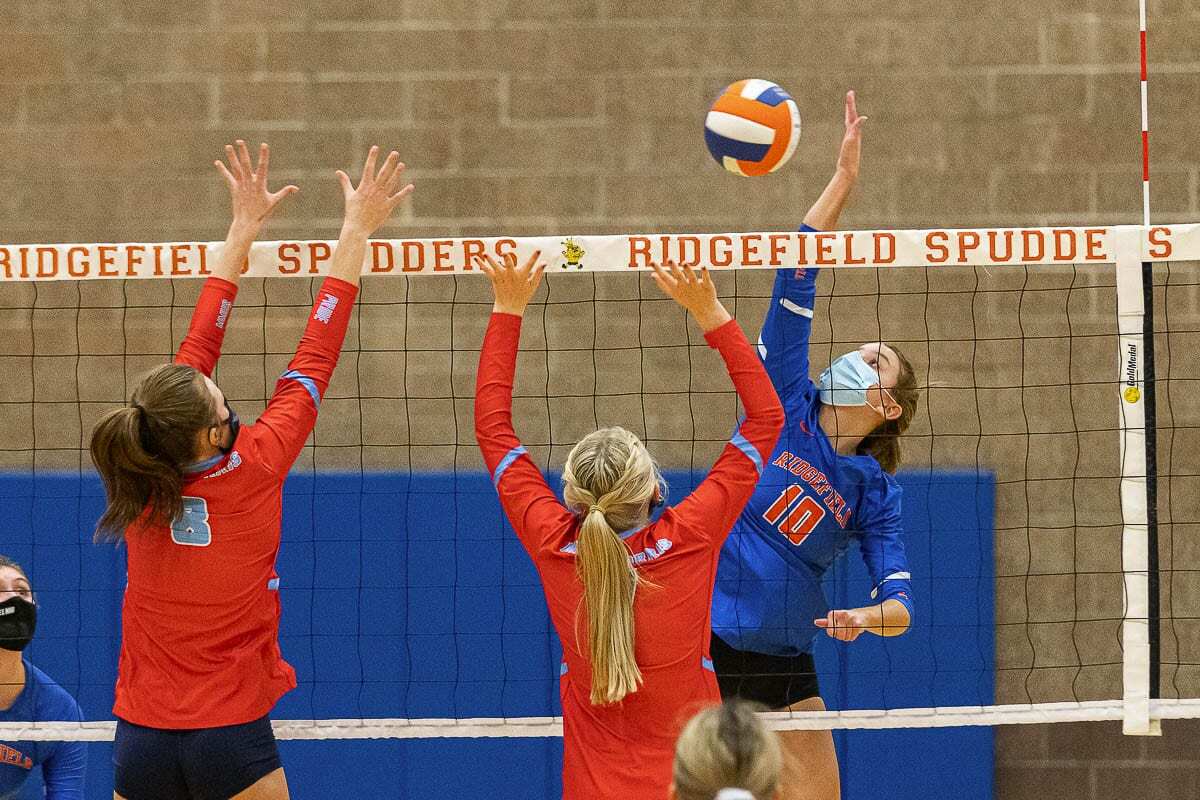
left=705, top=79, right=802, bottom=176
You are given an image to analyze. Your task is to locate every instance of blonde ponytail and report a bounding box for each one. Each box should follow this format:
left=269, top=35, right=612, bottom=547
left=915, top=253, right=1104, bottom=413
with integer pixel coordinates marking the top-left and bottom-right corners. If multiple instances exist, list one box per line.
left=563, top=427, right=663, bottom=705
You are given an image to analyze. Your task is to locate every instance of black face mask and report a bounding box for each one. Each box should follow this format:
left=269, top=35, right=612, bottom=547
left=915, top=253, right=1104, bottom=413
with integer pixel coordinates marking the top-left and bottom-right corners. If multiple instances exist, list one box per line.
left=219, top=399, right=241, bottom=454
left=0, top=596, right=36, bottom=652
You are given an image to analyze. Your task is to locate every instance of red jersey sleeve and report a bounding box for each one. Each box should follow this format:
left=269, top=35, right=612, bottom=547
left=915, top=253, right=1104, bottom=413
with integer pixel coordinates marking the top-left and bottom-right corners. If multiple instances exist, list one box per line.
left=254, top=277, right=359, bottom=477
left=474, top=312, right=573, bottom=558
left=673, top=319, right=785, bottom=545
left=174, top=277, right=238, bottom=376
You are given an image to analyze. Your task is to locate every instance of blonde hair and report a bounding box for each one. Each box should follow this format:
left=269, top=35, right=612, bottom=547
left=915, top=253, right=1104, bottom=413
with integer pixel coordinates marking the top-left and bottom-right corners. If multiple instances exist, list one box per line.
left=562, top=426, right=663, bottom=705
left=673, top=701, right=783, bottom=800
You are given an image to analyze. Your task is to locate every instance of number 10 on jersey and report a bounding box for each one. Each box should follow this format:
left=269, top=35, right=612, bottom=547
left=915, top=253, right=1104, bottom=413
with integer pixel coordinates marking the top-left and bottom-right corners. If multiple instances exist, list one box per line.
left=762, top=485, right=826, bottom=545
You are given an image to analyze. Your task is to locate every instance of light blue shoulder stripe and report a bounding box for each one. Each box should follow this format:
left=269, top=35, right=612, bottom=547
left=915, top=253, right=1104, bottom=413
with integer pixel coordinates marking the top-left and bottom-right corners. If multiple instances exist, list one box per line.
left=183, top=452, right=225, bottom=475
left=492, top=445, right=527, bottom=488
left=729, top=430, right=763, bottom=476
left=701, top=657, right=715, bottom=672
left=281, top=369, right=321, bottom=409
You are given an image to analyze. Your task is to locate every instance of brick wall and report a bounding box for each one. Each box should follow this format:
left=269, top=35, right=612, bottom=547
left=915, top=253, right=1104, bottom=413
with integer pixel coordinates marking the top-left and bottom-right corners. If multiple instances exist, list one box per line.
left=1, top=1, right=1198, bottom=797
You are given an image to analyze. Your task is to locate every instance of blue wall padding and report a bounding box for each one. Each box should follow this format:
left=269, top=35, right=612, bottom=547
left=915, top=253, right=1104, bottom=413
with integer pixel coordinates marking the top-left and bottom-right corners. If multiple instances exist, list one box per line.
left=1, top=469, right=992, bottom=800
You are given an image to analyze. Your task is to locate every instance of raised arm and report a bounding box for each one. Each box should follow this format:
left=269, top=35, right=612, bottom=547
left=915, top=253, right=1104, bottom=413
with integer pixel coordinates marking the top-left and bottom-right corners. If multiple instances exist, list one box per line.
left=759, top=90, right=866, bottom=400
left=254, top=147, right=413, bottom=475
left=175, top=141, right=298, bottom=374
left=655, top=265, right=785, bottom=542
left=802, top=90, right=864, bottom=231
left=474, top=253, right=575, bottom=556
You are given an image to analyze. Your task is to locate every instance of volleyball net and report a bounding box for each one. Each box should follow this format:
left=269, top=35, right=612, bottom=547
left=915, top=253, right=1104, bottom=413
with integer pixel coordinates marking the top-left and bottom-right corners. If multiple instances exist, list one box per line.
left=0, top=223, right=1197, bottom=744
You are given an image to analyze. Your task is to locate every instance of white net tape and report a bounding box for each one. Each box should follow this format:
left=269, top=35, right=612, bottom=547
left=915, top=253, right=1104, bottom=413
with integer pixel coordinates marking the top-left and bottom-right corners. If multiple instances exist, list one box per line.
left=0, top=223, right=1194, bottom=281
left=5, top=699, right=1200, bottom=741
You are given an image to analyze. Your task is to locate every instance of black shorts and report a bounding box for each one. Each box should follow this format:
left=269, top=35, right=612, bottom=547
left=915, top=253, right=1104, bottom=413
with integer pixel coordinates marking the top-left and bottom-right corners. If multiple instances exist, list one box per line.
left=710, top=631, right=821, bottom=710
left=114, top=714, right=282, bottom=800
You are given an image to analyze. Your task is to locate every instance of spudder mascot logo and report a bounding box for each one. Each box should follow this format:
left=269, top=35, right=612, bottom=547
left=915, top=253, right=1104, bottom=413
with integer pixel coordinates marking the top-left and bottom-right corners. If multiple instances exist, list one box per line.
left=562, top=238, right=585, bottom=270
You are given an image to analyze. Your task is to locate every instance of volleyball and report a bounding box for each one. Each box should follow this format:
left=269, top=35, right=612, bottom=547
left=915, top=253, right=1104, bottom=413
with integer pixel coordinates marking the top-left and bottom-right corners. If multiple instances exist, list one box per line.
left=704, top=79, right=802, bottom=176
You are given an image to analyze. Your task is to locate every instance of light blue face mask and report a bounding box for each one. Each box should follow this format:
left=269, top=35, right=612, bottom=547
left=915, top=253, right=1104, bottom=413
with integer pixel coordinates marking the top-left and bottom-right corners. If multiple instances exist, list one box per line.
left=818, top=351, right=883, bottom=407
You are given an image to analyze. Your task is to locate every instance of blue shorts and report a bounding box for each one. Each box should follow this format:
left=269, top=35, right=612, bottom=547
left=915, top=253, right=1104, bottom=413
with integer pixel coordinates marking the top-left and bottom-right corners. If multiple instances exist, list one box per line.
left=113, top=715, right=282, bottom=800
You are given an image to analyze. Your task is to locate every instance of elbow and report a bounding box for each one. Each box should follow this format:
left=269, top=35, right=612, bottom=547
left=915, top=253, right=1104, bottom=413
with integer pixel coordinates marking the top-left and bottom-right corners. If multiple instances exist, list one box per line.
left=473, top=403, right=498, bottom=447
left=887, top=599, right=913, bottom=636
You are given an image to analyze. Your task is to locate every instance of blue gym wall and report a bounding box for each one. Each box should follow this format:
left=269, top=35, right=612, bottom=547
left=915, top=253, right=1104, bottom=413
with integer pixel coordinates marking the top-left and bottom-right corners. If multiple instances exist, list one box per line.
left=3, top=469, right=993, bottom=799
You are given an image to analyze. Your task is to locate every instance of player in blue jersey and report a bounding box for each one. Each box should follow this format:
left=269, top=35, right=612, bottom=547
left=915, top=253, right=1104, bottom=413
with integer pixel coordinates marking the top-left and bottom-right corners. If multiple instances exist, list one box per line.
left=710, top=91, right=919, bottom=800
left=0, top=556, right=86, bottom=800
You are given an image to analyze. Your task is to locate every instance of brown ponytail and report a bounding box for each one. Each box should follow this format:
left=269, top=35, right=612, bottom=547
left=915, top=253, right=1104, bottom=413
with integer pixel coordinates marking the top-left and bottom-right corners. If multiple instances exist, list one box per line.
left=90, top=364, right=216, bottom=542
left=562, top=427, right=664, bottom=705
left=857, top=345, right=919, bottom=474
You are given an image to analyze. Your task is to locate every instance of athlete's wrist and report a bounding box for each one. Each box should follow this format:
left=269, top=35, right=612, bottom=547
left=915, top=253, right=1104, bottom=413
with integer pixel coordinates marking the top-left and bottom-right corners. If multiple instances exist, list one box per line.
left=692, top=303, right=732, bottom=333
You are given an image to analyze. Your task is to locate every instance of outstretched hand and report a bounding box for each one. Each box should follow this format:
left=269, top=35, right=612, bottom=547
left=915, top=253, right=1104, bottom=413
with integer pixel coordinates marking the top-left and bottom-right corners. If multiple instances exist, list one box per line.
left=337, top=146, right=414, bottom=237
left=836, top=90, right=867, bottom=179
left=214, top=140, right=298, bottom=228
left=814, top=608, right=870, bottom=642
left=478, top=251, right=546, bottom=317
left=650, top=263, right=731, bottom=333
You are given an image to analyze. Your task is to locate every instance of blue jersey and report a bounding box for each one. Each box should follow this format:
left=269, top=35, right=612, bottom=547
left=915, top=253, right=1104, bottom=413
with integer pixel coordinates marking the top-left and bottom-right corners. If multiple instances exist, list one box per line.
left=712, top=226, right=915, bottom=657
left=0, top=661, right=85, bottom=800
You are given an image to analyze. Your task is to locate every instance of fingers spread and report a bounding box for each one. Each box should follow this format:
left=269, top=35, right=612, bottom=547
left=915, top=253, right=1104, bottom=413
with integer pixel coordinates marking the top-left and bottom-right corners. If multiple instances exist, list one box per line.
left=225, top=145, right=242, bottom=179
left=384, top=161, right=406, bottom=194
left=388, top=183, right=415, bottom=207
left=481, top=253, right=503, bottom=273
left=520, top=249, right=542, bottom=275
left=377, top=150, right=400, bottom=186
left=256, top=142, right=270, bottom=179
left=237, top=140, right=254, bottom=178
left=214, top=159, right=237, bottom=188
left=475, top=255, right=496, bottom=277
left=361, top=145, right=380, bottom=185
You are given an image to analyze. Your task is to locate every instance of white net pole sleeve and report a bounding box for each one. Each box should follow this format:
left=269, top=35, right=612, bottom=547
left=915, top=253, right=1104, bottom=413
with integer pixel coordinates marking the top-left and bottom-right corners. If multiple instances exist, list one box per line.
left=1115, top=228, right=1160, bottom=736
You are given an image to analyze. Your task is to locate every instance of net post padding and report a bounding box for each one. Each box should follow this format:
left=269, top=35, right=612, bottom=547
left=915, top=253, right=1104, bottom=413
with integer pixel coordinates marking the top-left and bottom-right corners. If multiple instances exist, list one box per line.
left=1115, top=233, right=1161, bottom=736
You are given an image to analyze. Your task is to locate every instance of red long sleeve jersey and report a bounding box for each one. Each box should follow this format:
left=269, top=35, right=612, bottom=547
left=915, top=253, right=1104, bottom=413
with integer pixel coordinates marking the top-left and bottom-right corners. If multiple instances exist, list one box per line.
left=474, top=313, right=784, bottom=800
left=114, top=276, right=358, bottom=729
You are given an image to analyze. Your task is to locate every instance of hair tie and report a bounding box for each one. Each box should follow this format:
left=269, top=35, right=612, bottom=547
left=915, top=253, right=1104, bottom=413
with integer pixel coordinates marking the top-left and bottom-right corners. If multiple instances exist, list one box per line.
left=588, top=505, right=603, bottom=515
left=715, top=790, right=755, bottom=800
